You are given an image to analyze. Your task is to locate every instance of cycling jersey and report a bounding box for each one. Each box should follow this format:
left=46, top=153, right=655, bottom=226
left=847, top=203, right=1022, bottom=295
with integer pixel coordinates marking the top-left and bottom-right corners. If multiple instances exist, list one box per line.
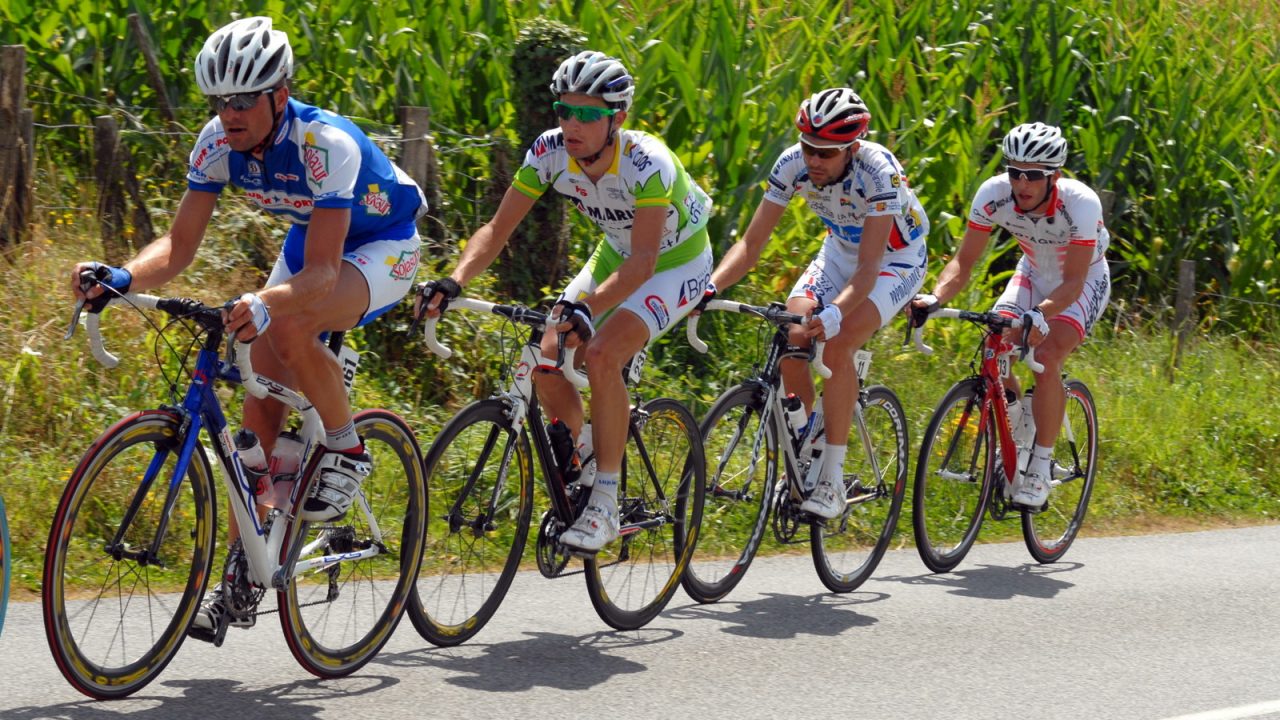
left=763, top=140, right=929, bottom=255
left=512, top=129, right=712, bottom=269
left=186, top=98, right=427, bottom=273
left=967, top=175, right=1110, bottom=289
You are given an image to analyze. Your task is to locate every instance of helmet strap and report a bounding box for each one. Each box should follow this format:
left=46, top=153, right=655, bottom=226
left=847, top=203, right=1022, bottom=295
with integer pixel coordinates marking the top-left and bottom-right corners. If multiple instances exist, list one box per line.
left=250, top=90, right=285, bottom=157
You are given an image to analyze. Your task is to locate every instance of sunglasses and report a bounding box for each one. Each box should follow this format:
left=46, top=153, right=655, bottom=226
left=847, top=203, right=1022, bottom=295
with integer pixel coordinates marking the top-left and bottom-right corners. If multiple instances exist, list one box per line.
left=207, top=88, right=277, bottom=113
left=799, top=140, right=851, bottom=159
left=553, top=101, right=619, bottom=123
left=1006, top=165, right=1056, bottom=181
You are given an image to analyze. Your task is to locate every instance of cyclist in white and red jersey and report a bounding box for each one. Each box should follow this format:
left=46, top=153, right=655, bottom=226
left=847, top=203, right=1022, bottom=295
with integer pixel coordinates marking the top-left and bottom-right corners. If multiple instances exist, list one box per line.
left=418, top=50, right=714, bottom=551
left=706, top=87, right=929, bottom=519
left=69, top=17, right=427, bottom=637
left=912, top=122, right=1111, bottom=511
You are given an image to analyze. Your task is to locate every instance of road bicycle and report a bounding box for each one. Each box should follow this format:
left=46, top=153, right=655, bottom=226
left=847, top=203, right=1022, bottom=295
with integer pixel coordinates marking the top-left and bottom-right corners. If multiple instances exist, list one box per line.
left=0, top=490, right=9, bottom=639
left=681, top=300, right=909, bottom=602
left=910, top=308, right=1098, bottom=572
left=44, top=282, right=426, bottom=699
left=407, top=296, right=704, bottom=643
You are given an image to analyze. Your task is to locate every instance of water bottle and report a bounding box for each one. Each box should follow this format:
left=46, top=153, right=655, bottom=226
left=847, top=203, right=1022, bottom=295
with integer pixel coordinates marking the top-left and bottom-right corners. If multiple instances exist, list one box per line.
left=265, top=430, right=305, bottom=509
left=234, top=428, right=270, bottom=497
left=548, top=420, right=576, bottom=482
left=782, top=394, right=808, bottom=440
left=801, top=400, right=826, bottom=492
left=1013, top=388, right=1036, bottom=450
left=575, top=424, right=596, bottom=488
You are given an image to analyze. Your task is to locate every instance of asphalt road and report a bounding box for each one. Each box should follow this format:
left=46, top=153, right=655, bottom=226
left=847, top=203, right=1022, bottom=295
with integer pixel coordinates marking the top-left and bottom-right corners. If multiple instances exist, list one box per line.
left=2, top=525, right=1278, bottom=719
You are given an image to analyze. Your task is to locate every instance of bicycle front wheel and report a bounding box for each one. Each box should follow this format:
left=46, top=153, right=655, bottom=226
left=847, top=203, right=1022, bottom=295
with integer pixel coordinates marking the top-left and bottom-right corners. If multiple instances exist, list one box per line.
left=811, top=385, right=909, bottom=592
left=407, top=399, right=534, bottom=646
left=683, top=382, right=777, bottom=604
left=585, top=397, right=705, bottom=629
left=279, top=409, right=427, bottom=678
left=1022, top=379, right=1099, bottom=563
left=913, top=378, right=995, bottom=573
left=43, top=410, right=216, bottom=699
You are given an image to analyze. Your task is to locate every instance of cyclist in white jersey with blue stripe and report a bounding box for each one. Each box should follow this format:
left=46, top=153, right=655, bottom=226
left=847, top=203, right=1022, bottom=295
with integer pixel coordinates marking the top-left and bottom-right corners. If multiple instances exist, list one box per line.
left=706, top=88, right=929, bottom=519
left=418, top=51, right=714, bottom=552
left=912, top=123, right=1111, bottom=512
left=70, top=17, right=427, bottom=636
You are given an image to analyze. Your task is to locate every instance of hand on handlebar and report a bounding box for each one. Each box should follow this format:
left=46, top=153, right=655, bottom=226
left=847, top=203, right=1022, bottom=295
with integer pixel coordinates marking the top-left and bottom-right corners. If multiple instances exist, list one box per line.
left=552, top=300, right=595, bottom=348
left=804, top=303, right=842, bottom=341
left=71, top=262, right=133, bottom=314
left=222, top=292, right=271, bottom=343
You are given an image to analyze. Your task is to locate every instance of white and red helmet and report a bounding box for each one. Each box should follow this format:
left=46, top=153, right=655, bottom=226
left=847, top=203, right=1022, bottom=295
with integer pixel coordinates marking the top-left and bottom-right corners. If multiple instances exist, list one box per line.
left=795, top=88, right=871, bottom=144
left=195, top=17, right=293, bottom=96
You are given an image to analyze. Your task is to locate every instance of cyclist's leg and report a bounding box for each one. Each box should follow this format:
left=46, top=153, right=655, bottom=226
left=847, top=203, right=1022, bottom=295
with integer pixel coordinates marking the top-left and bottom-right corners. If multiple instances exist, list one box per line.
left=534, top=263, right=597, bottom=436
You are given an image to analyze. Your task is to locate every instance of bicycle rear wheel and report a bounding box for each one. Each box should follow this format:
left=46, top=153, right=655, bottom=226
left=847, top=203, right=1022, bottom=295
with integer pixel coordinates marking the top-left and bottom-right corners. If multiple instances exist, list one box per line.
left=43, top=410, right=216, bottom=699
left=279, top=409, right=426, bottom=677
left=811, top=385, right=909, bottom=592
left=683, top=382, right=777, bottom=604
left=407, top=399, right=534, bottom=646
left=585, top=397, right=705, bottom=629
left=913, top=378, right=995, bottom=573
left=0, top=493, right=10, bottom=637
left=1022, top=379, right=1099, bottom=563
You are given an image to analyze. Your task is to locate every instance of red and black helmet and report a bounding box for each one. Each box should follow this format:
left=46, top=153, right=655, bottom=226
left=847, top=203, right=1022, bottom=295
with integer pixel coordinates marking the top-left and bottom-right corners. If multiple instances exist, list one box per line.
left=795, top=88, right=871, bottom=144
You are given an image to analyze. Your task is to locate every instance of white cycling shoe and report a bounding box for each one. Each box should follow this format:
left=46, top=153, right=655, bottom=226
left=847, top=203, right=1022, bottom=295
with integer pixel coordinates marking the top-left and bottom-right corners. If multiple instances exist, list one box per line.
left=302, top=449, right=371, bottom=522
left=1012, top=467, right=1051, bottom=511
left=560, top=503, right=619, bottom=553
left=801, top=476, right=846, bottom=519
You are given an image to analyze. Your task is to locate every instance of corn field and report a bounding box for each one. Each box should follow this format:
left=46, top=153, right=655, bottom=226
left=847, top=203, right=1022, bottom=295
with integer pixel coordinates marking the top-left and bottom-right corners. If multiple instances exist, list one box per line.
left=3, top=0, right=1278, bottom=329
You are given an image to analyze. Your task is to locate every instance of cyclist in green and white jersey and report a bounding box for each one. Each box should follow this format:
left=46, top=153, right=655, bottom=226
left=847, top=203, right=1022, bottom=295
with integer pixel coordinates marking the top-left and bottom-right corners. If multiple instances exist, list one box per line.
left=418, top=50, right=713, bottom=551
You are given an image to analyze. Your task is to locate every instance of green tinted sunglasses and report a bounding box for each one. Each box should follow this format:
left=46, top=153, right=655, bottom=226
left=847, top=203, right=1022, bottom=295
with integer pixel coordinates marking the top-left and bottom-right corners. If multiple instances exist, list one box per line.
left=553, top=101, right=619, bottom=123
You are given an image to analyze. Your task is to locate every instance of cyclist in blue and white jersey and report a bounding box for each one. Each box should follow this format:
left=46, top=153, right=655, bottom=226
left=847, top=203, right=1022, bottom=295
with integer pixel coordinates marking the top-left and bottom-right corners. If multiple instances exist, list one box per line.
left=707, top=87, right=929, bottom=519
left=912, top=122, right=1111, bottom=511
left=418, top=50, right=714, bottom=552
left=70, top=17, right=427, bottom=634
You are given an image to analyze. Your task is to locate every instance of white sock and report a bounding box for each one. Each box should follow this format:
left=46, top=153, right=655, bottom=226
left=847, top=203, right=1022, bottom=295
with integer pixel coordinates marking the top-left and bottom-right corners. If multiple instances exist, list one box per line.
left=822, top=443, right=848, bottom=486
left=1029, top=444, right=1053, bottom=476
left=576, top=425, right=596, bottom=487
left=589, top=471, right=618, bottom=510
left=325, top=421, right=361, bottom=452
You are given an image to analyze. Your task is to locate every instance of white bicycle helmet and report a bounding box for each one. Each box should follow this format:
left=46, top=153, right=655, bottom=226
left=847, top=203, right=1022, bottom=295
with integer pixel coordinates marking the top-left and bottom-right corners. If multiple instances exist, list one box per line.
left=1002, top=123, right=1068, bottom=167
left=195, top=17, right=293, bottom=96
left=549, top=51, right=634, bottom=111
left=795, top=88, right=871, bottom=144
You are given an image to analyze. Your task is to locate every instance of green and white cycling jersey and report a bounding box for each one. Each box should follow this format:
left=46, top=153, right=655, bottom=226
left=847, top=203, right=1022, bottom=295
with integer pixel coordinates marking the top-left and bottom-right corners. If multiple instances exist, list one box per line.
left=513, top=128, right=713, bottom=270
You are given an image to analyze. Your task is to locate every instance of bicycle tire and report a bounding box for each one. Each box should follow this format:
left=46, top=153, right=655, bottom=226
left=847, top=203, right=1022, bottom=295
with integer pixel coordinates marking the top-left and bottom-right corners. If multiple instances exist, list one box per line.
left=1022, top=379, right=1099, bottom=563
left=0, top=493, right=10, bottom=638
left=43, top=410, right=216, bottom=699
left=407, top=398, right=534, bottom=646
left=682, top=382, right=777, bottom=603
left=279, top=409, right=427, bottom=677
left=811, top=385, right=909, bottom=592
left=585, top=397, right=705, bottom=629
left=913, top=378, right=995, bottom=573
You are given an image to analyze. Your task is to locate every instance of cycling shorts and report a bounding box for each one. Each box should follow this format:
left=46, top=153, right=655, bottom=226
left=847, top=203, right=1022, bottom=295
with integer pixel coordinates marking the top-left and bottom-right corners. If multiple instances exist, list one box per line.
left=787, top=239, right=927, bottom=328
left=993, top=255, right=1111, bottom=340
left=266, top=234, right=421, bottom=327
left=559, top=244, right=713, bottom=341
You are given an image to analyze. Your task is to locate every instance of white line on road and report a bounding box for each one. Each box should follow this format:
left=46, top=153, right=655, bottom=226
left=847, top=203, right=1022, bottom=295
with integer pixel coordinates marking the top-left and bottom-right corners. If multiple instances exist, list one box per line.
left=1161, top=701, right=1280, bottom=720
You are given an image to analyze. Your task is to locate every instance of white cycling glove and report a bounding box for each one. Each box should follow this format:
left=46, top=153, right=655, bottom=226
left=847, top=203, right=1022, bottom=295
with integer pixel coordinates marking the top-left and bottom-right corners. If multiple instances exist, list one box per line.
left=1021, top=307, right=1049, bottom=337
left=815, top=304, right=843, bottom=340
left=239, top=292, right=272, bottom=337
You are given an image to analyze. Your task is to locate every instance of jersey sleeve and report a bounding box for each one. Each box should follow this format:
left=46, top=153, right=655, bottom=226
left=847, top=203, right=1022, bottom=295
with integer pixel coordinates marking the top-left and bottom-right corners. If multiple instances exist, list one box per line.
left=762, top=146, right=801, bottom=207
left=861, top=148, right=906, bottom=217
left=512, top=130, right=563, bottom=199
left=623, top=135, right=678, bottom=208
left=301, top=123, right=362, bottom=209
left=1067, top=188, right=1103, bottom=248
left=186, top=118, right=230, bottom=193
left=967, top=176, right=1006, bottom=232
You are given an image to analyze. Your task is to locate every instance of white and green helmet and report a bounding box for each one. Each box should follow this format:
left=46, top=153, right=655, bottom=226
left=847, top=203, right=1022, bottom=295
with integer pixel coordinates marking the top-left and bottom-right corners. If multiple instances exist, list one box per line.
left=549, top=51, right=634, bottom=111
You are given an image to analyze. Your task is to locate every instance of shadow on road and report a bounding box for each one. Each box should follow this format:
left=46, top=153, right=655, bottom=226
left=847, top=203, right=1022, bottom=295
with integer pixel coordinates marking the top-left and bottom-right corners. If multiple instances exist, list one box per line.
left=878, top=562, right=1083, bottom=600
left=376, top=627, right=682, bottom=692
left=0, top=675, right=399, bottom=719
left=664, top=591, right=886, bottom=639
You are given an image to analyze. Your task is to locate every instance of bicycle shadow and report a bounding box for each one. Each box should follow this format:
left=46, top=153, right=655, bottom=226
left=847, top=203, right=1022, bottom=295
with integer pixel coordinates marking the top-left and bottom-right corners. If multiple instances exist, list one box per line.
left=0, top=675, right=398, bottom=719
left=879, top=562, right=1083, bottom=600
left=664, top=591, right=886, bottom=639
left=376, top=627, right=681, bottom=692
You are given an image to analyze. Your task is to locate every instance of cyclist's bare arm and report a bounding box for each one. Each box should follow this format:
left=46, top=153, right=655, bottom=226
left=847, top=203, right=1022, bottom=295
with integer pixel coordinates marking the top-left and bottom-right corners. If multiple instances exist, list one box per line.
left=922, top=224, right=991, bottom=306
left=71, top=189, right=217, bottom=301
left=572, top=204, right=664, bottom=317
left=709, top=198, right=787, bottom=292
left=1035, top=242, right=1092, bottom=319
left=805, top=214, right=891, bottom=339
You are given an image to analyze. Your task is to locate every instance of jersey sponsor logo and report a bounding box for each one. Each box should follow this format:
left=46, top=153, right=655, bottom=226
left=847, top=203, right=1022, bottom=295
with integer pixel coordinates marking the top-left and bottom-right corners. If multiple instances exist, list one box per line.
left=386, top=248, right=419, bottom=280
left=890, top=173, right=901, bottom=188
left=574, top=185, right=589, bottom=198
left=361, top=183, right=391, bottom=216
left=606, top=186, right=627, bottom=201
left=644, top=294, right=670, bottom=329
left=192, top=136, right=230, bottom=170
left=628, top=145, right=653, bottom=172
left=531, top=133, right=563, bottom=158
left=584, top=205, right=635, bottom=223
left=303, top=133, right=330, bottom=187
left=274, top=172, right=300, bottom=182
left=983, top=201, right=998, bottom=216
left=244, top=189, right=315, bottom=211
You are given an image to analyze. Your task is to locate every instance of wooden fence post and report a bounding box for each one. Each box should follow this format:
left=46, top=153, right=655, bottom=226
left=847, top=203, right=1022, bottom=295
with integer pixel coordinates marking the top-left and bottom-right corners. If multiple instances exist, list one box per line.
left=95, top=115, right=130, bottom=263
left=0, top=45, right=33, bottom=247
left=400, top=106, right=444, bottom=244
left=1172, top=259, right=1196, bottom=370
left=128, top=14, right=175, bottom=124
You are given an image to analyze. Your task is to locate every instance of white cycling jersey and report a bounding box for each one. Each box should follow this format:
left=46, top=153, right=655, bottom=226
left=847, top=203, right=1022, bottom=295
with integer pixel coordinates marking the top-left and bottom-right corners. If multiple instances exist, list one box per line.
left=967, top=175, right=1110, bottom=289
left=763, top=140, right=929, bottom=257
left=513, top=128, right=712, bottom=267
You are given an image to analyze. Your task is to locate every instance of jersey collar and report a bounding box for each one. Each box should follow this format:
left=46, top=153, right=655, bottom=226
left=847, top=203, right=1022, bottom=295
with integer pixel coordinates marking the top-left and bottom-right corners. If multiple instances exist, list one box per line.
left=567, top=130, right=623, bottom=177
